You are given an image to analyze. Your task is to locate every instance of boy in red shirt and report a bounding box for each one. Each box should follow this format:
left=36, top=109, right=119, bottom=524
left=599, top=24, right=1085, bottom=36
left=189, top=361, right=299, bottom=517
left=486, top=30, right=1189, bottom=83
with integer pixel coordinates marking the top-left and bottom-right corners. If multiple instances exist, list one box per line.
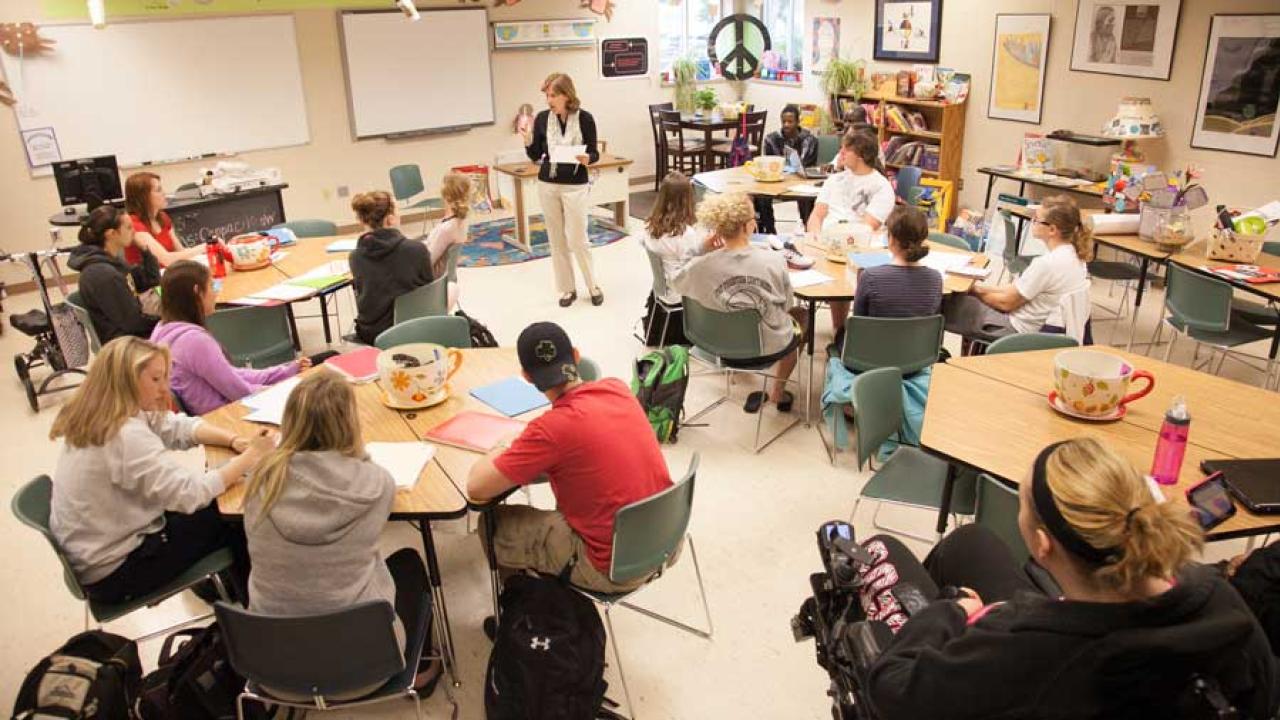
left=467, top=322, right=673, bottom=595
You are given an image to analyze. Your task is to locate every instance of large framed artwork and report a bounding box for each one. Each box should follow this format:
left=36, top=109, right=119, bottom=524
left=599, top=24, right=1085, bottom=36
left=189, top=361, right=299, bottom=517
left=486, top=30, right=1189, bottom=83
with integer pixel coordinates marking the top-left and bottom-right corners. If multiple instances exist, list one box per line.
left=1191, top=14, right=1280, bottom=158
left=873, top=0, right=942, bottom=63
left=1070, top=0, right=1182, bottom=80
left=988, top=14, right=1052, bottom=124
left=812, top=17, right=841, bottom=74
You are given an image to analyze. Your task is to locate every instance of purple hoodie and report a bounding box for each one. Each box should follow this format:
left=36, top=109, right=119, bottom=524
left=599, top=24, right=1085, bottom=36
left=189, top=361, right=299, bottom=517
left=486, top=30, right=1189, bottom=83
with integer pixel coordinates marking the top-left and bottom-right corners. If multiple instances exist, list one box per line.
left=151, top=321, right=299, bottom=416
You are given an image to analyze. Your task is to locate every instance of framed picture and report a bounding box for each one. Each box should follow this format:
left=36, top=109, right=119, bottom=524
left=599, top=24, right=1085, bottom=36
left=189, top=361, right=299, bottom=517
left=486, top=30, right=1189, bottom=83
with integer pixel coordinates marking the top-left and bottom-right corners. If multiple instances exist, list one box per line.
left=1070, top=1, right=1181, bottom=80
left=987, top=13, right=1052, bottom=125
left=873, top=0, right=942, bottom=63
left=1191, top=14, right=1280, bottom=157
left=812, top=17, right=841, bottom=74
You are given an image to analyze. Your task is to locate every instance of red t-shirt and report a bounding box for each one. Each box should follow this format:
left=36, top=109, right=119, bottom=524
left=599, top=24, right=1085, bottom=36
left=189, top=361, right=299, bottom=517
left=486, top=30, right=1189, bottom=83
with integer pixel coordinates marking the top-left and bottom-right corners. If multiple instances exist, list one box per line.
left=493, top=378, right=672, bottom=573
left=126, top=213, right=177, bottom=267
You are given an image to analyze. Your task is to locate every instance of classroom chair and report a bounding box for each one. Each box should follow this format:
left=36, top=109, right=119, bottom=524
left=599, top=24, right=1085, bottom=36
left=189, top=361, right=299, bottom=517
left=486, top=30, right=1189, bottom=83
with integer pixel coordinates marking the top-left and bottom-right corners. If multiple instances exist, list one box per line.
left=894, top=166, right=923, bottom=205
left=12, top=475, right=233, bottom=642
left=847, top=367, right=976, bottom=542
left=271, top=219, right=337, bottom=238
left=985, top=332, right=1078, bottom=355
left=996, top=210, right=1036, bottom=283
left=65, top=291, right=102, bottom=354
left=682, top=297, right=802, bottom=453
left=206, top=304, right=296, bottom=369
left=1152, top=264, right=1275, bottom=388
left=926, top=231, right=971, bottom=252
left=389, top=164, right=446, bottom=235
left=375, top=315, right=471, bottom=350
left=443, top=242, right=462, bottom=284
left=392, top=275, right=449, bottom=326
left=643, top=248, right=681, bottom=349
left=710, top=110, right=766, bottom=169
left=657, top=110, right=706, bottom=175
left=647, top=102, right=674, bottom=191
left=816, top=134, right=841, bottom=167
left=973, top=473, right=1029, bottom=565
left=578, top=356, right=601, bottom=382
left=215, top=597, right=451, bottom=720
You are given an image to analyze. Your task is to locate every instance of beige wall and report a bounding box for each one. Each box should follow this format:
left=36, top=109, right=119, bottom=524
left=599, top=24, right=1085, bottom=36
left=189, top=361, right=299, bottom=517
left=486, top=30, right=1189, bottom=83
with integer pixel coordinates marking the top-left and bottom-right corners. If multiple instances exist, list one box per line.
left=3, top=0, right=1277, bottom=284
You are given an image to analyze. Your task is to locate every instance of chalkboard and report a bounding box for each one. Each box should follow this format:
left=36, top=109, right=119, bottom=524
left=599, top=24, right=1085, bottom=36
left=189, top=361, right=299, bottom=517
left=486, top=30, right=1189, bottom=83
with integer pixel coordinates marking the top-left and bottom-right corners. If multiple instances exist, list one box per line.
left=168, top=187, right=287, bottom=247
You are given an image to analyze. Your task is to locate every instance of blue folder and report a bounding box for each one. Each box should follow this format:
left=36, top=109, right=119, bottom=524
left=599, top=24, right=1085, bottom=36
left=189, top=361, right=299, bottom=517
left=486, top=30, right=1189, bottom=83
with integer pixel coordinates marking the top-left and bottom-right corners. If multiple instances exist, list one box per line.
left=848, top=251, right=892, bottom=269
left=470, top=376, right=550, bottom=417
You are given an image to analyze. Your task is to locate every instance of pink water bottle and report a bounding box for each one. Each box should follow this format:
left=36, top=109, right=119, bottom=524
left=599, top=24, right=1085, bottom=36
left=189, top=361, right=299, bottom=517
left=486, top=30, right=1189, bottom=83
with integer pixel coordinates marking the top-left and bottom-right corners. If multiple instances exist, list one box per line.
left=1150, top=395, right=1190, bottom=485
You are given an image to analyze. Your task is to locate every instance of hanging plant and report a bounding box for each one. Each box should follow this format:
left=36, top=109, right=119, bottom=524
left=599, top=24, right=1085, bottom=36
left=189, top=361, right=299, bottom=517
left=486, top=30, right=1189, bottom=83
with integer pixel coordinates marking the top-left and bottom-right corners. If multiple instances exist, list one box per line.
left=821, top=57, right=867, bottom=100
left=671, top=56, right=698, bottom=114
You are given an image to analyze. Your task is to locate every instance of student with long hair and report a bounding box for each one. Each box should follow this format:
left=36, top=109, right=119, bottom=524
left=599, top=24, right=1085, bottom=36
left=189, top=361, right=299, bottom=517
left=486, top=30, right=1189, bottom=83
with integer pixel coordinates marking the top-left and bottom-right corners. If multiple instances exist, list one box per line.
left=151, top=261, right=308, bottom=415
left=244, top=371, right=440, bottom=696
left=643, top=172, right=714, bottom=304
left=425, top=171, right=471, bottom=312
left=49, top=336, right=273, bottom=604
left=123, top=172, right=204, bottom=268
left=68, top=204, right=161, bottom=343
left=349, top=190, right=433, bottom=345
left=861, top=438, right=1276, bottom=718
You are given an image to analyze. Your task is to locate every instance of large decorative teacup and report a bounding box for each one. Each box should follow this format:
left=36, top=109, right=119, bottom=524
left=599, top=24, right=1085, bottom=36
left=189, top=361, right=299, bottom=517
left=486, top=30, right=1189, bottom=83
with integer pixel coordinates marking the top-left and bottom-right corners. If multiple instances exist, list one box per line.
left=226, top=233, right=272, bottom=271
left=377, top=343, right=463, bottom=409
left=1053, top=349, right=1154, bottom=417
left=744, top=155, right=785, bottom=182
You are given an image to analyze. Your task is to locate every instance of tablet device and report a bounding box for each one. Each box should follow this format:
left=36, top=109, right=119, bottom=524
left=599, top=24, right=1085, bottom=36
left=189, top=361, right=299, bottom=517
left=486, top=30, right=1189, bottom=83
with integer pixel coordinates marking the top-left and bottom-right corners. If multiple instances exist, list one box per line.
left=1200, top=459, right=1280, bottom=514
left=803, top=167, right=829, bottom=180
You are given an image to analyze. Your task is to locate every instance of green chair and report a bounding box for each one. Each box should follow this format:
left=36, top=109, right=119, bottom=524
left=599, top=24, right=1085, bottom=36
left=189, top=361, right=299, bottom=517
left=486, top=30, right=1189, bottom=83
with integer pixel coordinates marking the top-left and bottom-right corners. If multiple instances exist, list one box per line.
left=570, top=454, right=711, bottom=718
left=375, top=315, right=471, bottom=350
left=443, top=242, right=462, bottom=285
left=682, top=297, right=802, bottom=453
left=974, top=473, right=1028, bottom=565
left=271, top=219, right=337, bottom=238
left=389, top=165, right=445, bottom=235
left=1236, top=243, right=1280, bottom=328
left=927, top=232, right=971, bottom=252
left=894, top=166, right=924, bottom=205
left=12, top=476, right=233, bottom=641
left=65, top=291, right=102, bottom=354
left=816, top=134, right=841, bottom=167
left=578, top=356, right=601, bottom=382
left=1154, top=264, right=1273, bottom=384
left=848, top=367, right=976, bottom=542
left=207, top=305, right=296, bottom=369
left=643, top=248, right=681, bottom=348
left=392, top=275, right=449, bottom=326
left=997, top=210, right=1036, bottom=283
left=985, top=332, right=1079, bottom=355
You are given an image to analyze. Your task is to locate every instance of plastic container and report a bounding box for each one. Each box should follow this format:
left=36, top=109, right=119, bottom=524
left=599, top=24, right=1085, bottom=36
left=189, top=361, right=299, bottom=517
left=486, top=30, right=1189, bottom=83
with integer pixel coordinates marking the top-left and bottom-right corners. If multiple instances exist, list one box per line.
left=205, top=238, right=227, bottom=279
left=1150, top=395, right=1190, bottom=485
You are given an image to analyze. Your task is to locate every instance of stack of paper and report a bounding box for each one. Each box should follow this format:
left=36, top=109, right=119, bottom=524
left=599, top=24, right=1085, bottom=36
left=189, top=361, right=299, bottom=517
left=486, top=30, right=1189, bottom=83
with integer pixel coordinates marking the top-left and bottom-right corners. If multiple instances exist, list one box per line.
left=224, top=282, right=315, bottom=306
left=920, top=253, right=973, bottom=273
left=367, top=441, right=436, bottom=489
left=241, top=376, right=302, bottom=425
left=288, top=260, right=350, bottom=290
left=789, top=269, right=834, bottom=288
left=786, top=184, right=822, bottom=195
left=327, top=238, right=359, bottom=253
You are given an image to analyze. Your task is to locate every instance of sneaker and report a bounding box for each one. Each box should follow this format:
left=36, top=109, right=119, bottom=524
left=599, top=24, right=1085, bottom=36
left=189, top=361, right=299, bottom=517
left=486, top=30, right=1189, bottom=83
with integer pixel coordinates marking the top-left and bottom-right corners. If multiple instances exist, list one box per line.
left=784, top=249, right=814, bottom=270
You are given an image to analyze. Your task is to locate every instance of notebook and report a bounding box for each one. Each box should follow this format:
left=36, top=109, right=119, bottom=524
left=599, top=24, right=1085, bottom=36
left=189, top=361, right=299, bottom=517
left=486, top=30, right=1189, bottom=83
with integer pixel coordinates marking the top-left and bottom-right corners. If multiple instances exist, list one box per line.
left=424, top=411, right=527, bottom=453
left=324, top=346, right=381, bottom=383
left=366, top=441, right=436, bottom=489
left=470, top=377, right=550, bottom=417
left=1209, top=265, right=1280, bottom=285
left=847, top=251, right=892, bottom=269
left=1200, top=459, right=1280, bottom=514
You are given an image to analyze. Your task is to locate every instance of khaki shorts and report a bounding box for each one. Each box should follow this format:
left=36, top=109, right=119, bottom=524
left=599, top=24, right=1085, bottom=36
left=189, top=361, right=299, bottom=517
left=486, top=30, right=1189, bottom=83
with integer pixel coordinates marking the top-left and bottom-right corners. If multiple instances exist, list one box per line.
left=485, top=505, right=678, bottom=595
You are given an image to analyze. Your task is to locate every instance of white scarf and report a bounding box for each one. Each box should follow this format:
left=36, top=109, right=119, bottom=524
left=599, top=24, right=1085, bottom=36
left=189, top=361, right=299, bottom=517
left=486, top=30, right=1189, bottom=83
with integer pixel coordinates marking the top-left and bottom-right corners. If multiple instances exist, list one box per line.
left=546, top=110, right=582, bottom=179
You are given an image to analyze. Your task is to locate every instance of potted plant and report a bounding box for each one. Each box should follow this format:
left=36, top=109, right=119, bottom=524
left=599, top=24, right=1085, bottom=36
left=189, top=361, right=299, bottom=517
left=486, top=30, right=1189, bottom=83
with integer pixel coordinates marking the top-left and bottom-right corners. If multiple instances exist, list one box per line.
left=671, top=57, right=698, bottom=114
left=822, top=57, right=867, bottom=102
left=694, top=88, right=719, bottom=119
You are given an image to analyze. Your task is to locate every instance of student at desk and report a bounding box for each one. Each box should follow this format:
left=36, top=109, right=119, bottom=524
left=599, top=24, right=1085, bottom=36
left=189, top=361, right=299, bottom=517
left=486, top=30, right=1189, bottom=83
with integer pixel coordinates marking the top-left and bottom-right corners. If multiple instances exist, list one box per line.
left=349, top=190, right=434, bottom=345
left=425, top=171, right=471, bottom=312
left=124, top=172, right=204, bottom=268
left=68, top=205, right=161, bottom=344
left=754, top=104, right=819, bottom=234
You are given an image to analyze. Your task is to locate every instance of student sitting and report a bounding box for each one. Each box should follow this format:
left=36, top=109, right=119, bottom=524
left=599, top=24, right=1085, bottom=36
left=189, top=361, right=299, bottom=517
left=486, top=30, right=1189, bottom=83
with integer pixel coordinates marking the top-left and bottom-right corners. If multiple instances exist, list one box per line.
left=425, top=171, right=471, bottom=312
left=349, top=190, right=433, bottom=345
left=123, top=171, right=204, bottom=268
left=151, top=261, right=307, bottom=416
left=49, top=336, right=274, bottom=604
left=944, top=194, right=1089, bottom=344
left=754, top=104, right=819, bottom=234
left=244, top=371, right=440, bottom=697
left=673, top=192, right=807, bottom=413
left=640, top=172, right=713, bottom=344
left=468, top=322, right=674, bottom=604
left=862, top=438, right=1277, bottom=719
left=68, top=205, right=161, bottom=344
left=852, top=205, right=943, bottom=320
left=806, top=131, right=896, bottom=336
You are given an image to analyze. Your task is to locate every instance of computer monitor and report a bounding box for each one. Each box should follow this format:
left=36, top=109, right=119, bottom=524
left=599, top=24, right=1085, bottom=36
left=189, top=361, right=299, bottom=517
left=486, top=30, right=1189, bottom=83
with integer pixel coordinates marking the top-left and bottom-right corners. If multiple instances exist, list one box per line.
left=52, top=155, right=123, bottom=211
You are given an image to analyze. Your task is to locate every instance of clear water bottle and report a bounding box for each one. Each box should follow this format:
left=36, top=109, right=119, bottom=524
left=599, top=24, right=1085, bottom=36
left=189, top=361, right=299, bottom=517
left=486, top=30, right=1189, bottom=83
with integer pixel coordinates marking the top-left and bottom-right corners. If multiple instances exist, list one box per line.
left=1150, top=395, right=1190, bottom=485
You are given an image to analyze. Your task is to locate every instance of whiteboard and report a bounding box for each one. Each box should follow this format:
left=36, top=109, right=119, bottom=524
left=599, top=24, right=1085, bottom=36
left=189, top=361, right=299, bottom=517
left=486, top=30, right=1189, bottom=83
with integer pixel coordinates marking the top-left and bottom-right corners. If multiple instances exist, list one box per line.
left=0, top=15, right=309, bottom=173
left=340, top=8, right=496, bottom=139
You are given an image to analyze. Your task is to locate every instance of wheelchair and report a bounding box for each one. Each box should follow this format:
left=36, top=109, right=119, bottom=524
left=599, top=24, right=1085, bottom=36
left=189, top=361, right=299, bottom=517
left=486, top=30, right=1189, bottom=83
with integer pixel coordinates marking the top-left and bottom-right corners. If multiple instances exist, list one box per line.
left=3, top=248, right=87, bottom=411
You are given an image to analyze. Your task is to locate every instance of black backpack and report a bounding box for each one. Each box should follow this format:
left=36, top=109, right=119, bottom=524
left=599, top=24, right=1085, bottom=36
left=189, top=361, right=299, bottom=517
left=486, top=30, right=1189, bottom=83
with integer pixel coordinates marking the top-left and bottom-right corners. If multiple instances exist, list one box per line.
left=485, top=573, right=609, bottom=719
left=13, top=630, right=142, bottom=720
left=137, top=623, right=244, bottom=720
left=456, top=309, right=499, bottom=348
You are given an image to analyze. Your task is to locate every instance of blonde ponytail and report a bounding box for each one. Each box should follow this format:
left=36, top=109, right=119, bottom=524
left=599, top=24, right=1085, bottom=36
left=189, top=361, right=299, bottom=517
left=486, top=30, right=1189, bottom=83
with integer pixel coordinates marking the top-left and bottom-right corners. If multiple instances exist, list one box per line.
left=1041, top=195, right=1094, bottom=262
left=440, top=172, right=472, bottom=221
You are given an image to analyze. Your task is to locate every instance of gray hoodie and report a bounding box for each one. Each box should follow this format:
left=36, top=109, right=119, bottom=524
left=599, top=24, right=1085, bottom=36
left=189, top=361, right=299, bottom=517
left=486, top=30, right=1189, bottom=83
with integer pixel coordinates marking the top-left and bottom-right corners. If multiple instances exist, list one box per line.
left=244, top=450, right=404, bottom=651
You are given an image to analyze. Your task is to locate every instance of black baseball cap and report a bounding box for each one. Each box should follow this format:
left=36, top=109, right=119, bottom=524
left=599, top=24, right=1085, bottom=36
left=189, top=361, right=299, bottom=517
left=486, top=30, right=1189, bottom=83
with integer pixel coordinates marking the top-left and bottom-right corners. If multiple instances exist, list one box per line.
left=516, top=322, right=580, bottom=391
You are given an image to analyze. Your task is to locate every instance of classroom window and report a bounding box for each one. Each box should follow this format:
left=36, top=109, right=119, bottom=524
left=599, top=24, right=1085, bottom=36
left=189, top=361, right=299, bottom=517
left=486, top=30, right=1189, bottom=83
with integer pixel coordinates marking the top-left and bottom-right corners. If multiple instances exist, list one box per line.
left=659, top=0, right=733, bottom=81
left=747, top=0, right=805, bottom=80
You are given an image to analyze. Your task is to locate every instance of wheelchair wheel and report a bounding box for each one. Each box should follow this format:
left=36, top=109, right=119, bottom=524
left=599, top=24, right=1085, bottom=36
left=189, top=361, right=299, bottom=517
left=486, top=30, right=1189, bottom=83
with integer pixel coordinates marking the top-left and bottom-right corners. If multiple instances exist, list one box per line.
left=15, top=355, right=37, bottom=411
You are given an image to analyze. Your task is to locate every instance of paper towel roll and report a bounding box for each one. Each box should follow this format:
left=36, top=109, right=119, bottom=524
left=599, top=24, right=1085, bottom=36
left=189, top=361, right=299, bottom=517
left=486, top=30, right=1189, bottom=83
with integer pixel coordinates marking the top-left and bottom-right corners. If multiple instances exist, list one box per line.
left=1089, top=213, right=1141, bottom=236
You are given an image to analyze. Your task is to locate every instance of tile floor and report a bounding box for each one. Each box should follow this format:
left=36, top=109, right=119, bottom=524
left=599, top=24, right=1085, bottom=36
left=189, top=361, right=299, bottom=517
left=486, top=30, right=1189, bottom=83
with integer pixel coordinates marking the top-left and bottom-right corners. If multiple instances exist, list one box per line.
left=0, top=204, right=1265, bottom=717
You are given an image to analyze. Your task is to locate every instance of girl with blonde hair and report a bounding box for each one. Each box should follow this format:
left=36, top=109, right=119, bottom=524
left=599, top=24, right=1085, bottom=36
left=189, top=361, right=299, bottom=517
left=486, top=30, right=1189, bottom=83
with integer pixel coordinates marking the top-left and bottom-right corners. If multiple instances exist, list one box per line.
left=861, top=438, right=1276, bottom=718
left=243, top=371, right=440, bottom=695
left=425, top=171, right=472, bottom=311
left=49, top=335, right=273, bottom=603
left=349, top=189, right=434, bottom=345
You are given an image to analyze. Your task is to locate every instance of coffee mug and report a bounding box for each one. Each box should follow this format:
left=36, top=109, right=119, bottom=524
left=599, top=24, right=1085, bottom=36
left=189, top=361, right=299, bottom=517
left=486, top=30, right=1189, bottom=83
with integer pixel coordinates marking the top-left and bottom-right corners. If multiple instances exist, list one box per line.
left=744, top=155, right=785, bottom=182
left=1053, top=349, right=1154, bottom=417
left=377, top=343, right=463, bottom=409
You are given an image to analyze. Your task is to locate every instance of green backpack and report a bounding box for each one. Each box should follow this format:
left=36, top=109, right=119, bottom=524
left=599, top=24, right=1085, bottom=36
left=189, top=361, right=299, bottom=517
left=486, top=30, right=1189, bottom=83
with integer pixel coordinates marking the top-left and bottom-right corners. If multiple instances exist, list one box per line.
left=631, top=346, right=690, bottom=443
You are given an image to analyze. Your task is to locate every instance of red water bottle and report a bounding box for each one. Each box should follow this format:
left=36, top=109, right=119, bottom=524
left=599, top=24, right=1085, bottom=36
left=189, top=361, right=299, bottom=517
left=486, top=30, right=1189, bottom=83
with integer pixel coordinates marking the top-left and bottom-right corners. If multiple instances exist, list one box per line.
left=1150, top=395, right=1190, bottom=485
left=205, top=237, right=227, bottom=279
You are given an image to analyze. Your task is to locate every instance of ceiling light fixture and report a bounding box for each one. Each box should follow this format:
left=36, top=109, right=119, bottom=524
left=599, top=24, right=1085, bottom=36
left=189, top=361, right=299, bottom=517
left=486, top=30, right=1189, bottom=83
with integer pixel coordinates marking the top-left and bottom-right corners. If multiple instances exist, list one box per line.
left=87, top=0, right=106, bottom=29
left=395, top=0, right=421, bottom=22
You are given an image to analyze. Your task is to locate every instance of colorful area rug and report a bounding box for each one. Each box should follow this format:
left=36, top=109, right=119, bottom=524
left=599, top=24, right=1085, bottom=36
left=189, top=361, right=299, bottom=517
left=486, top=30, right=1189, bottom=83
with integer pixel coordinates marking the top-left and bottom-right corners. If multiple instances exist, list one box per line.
left=460, top=215, right=628, bottom=268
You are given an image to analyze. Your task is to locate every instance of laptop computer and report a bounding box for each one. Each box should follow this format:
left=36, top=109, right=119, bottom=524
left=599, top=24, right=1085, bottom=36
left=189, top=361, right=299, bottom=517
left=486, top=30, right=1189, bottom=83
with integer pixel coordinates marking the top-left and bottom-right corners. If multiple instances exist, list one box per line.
left=1200, top=458, right=1280, bottom=514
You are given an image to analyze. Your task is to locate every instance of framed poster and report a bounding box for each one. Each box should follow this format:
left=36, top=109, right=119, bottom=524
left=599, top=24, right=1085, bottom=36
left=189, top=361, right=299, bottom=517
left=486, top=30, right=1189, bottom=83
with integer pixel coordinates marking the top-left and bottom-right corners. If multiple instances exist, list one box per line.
left=812, top=17, right=841, bottom=74
left=1070, top=1, right=1181, bottom=80
left=987, top=13, right=1052, bottom=124
left=1191, top=14, right=1280, bottom=157
left=873, top=0, right=942, bottom=63
left=599, top=37, right=649, bottom=79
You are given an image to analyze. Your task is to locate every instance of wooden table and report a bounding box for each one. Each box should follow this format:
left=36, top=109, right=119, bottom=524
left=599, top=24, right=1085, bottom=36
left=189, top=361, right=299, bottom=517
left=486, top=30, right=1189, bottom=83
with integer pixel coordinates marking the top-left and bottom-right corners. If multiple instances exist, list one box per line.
left=978, top=166, right=1106, bottom=209
left=693, top=166, right=823, bottom=198
left=492, top=155, right=633, bottom=254
left=922, top=348, right=1280, bottom=540
left=680, top=114, right=739, bottom=170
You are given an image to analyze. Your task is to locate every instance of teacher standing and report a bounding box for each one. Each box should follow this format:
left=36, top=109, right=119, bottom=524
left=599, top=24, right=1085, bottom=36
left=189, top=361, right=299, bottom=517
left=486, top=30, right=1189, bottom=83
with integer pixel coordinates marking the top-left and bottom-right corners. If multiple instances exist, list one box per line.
left=523, top=73, right=603, bottom=307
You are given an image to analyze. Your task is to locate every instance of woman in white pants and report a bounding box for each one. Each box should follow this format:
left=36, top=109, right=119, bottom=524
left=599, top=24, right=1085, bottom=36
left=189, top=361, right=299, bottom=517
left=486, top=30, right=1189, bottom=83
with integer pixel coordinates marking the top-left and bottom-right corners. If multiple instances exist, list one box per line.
left=522, top=73, right=604, bottom=307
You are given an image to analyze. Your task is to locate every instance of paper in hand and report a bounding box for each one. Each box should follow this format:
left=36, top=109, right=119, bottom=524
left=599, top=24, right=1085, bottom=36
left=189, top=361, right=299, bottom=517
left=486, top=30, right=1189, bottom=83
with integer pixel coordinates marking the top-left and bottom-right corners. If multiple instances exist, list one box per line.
left=549, top=145, right=587, bottom=164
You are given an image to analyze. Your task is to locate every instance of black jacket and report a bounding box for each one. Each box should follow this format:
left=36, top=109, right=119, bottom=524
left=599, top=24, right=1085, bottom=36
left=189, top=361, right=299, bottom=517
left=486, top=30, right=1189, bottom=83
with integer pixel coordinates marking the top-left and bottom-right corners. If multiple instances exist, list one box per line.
left=868, top=564, right=1278, bottom=720
left=349, top=227, right=432, bottom=345
left=68, top=244, right=159, bottom=344
left=525, top=109, right=600, bottom=185
left=1231, top=541, right=1280, bottom=655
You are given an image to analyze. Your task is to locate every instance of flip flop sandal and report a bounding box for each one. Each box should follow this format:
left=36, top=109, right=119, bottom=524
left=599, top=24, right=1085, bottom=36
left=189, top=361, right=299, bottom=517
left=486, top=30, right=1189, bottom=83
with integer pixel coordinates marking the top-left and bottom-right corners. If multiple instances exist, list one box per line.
left=776, top=391, right=795, bottom=413
left=743, top=391, right=766, bottom=414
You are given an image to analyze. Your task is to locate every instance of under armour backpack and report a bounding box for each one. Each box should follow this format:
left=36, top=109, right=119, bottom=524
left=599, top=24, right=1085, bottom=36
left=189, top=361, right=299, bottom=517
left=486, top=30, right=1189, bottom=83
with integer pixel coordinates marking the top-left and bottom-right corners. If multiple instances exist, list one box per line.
left=484, top=573, right=607, bottom=720
left=12, top=630, right=142, bottom=720
left=631, top=346, right=690, bottom=443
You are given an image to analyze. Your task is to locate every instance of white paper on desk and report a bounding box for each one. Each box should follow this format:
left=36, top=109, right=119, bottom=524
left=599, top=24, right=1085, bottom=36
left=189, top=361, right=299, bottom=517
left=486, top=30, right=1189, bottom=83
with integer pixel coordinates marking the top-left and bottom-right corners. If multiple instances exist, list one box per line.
left=222, top=296, right=272, bottom=307
left=248, top=282, right=315, bottom=303
left=326, top=238, right=358, bottom=253
left=549, top=145, right=587, bottom=164
left=786, top=184, right=822, bottom=195
left=919, top=253, right=972, bottom=273
left=367, top=441, right=437, bottom=489
left=789, top=269, right=834, bottom=288
left=241, top=375, right=302, bottom=412
left=1090, top=213, right=1141, bottom=236
left=270, top=250, right=289, bottom=263
left=292, top=260, right=350, bottom=282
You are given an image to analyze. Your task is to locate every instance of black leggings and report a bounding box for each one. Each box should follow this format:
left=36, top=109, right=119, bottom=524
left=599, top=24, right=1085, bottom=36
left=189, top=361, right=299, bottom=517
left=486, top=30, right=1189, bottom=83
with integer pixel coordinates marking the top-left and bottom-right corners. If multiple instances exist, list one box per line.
left=385, top=548, right=432, bottom=661
left=83, top=503, right=250, bottom=605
